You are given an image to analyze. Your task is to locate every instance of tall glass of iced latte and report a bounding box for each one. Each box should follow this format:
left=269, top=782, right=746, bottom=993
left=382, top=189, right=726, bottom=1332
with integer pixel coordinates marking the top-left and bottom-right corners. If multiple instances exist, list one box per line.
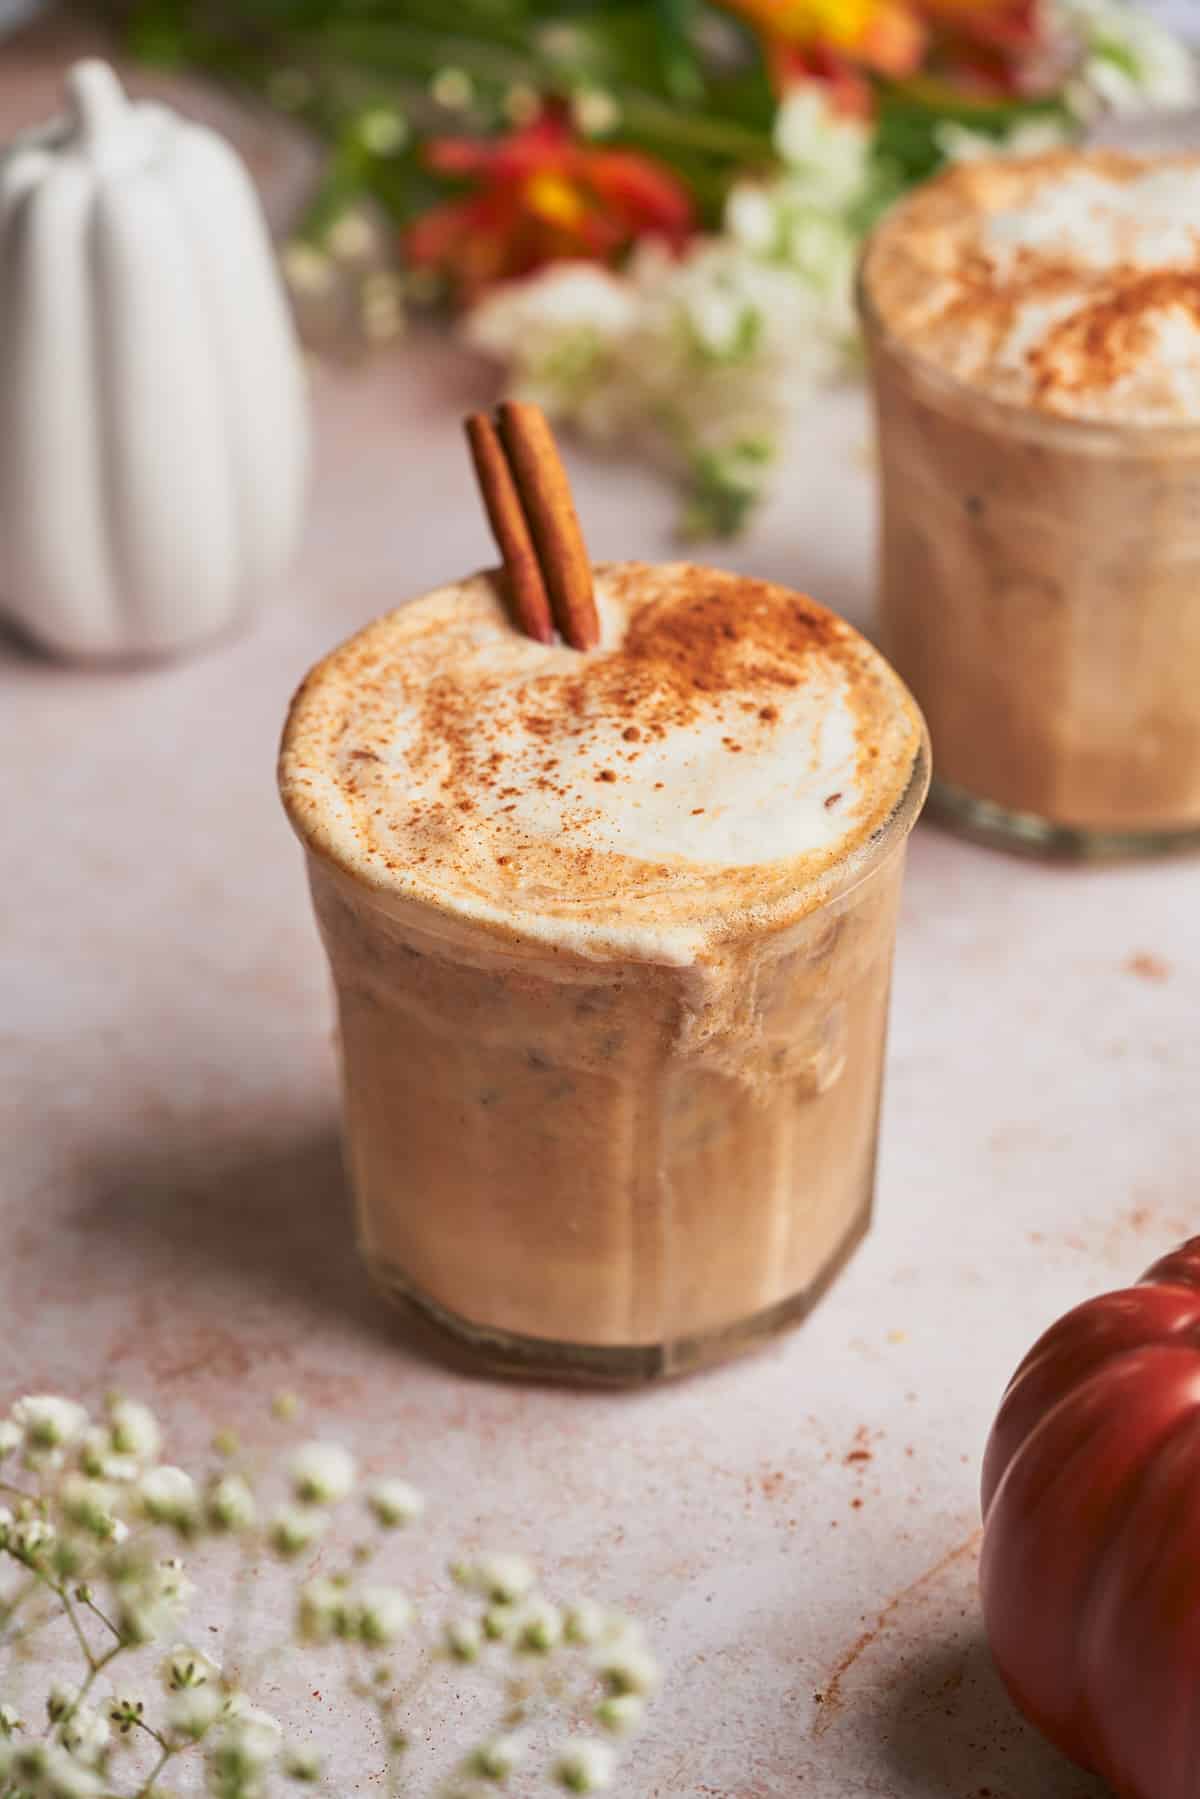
left=280, top=562, right=928, bottom=1380
left=862, top=150, right=1200, bottom=857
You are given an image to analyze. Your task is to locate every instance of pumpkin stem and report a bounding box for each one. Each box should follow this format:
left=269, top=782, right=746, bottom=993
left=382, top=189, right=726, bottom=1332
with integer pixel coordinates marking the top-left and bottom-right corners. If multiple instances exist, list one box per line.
left=65, top=61, right=128, bottom=147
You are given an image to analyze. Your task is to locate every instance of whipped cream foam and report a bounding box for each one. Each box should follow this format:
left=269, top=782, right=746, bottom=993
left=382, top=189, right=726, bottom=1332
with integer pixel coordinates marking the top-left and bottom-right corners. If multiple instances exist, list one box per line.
left=280, top=563, right=925, bottom=963
left=863, top=151, right=1200, bottom=421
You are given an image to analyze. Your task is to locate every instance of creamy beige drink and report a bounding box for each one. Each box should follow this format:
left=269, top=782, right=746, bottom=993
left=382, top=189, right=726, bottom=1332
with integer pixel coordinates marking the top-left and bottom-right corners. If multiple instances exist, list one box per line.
left=861, top=150, right=1200, bottom=856
left=280, top=561, right=928, bottom=1380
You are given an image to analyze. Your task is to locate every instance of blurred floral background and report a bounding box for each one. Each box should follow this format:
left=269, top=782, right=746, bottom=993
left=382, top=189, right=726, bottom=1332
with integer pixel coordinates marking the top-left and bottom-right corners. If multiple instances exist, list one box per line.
left=106, top=0, right=1198, bottom=533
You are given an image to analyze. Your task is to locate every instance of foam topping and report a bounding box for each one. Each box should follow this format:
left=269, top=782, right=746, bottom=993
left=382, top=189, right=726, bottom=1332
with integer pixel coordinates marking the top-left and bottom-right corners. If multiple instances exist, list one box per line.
left=279, top=563, right=925, bottom=962
left=864, top=151, right=1200, bottom=421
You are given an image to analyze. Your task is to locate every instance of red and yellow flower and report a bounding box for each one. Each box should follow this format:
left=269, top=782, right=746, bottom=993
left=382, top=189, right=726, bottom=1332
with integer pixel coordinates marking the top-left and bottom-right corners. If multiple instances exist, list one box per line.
left=716, top=0, right=1048, bottom=109
left=406, top=107, right=695, bottom=303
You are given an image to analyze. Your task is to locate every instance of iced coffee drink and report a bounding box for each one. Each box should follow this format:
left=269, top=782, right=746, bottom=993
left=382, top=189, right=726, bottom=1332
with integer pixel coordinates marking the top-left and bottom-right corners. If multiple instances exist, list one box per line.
left=861, top=150, right=1200, bottom=856
left=280, top=562, right=928, bottom=1380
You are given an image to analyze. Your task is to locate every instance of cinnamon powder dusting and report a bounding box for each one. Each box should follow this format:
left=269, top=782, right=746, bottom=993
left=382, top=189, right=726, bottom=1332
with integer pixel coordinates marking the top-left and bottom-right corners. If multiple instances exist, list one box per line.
left=278, top=561, right=925, bottom=952
left=864, top=150, right=1200, bottom=420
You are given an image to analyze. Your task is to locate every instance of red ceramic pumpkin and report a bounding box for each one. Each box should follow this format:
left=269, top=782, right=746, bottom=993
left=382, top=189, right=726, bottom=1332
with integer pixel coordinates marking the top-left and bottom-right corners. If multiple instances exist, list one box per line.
left=981, top=1239, right=1200, bottom=1799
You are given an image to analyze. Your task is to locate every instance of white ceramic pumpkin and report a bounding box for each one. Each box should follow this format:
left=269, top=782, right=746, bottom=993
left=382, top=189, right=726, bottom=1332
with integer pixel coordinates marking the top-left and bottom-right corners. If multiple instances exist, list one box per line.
left=0, top=60, right=308, bottom=659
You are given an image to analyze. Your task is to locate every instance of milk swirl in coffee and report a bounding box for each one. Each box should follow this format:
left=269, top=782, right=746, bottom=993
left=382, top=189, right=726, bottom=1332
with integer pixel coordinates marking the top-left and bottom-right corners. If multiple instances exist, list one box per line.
left=280, top=562, right=928, bottom=1378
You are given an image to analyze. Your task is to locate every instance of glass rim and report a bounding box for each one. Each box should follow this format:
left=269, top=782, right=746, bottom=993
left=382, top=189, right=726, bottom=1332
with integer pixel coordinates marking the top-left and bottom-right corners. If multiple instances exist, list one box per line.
left=296, top=723, right=932, bottom=968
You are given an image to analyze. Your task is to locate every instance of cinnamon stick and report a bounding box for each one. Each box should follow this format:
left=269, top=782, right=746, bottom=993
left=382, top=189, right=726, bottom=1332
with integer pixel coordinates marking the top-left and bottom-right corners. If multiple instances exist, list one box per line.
left=465, top=412, right=554, bottom=646
left=497, top=402, right=600, bottom=652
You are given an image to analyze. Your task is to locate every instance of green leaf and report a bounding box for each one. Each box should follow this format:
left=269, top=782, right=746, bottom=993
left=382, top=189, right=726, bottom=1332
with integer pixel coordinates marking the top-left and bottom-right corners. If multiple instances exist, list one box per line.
left=652, top=0, right=706, bottom=102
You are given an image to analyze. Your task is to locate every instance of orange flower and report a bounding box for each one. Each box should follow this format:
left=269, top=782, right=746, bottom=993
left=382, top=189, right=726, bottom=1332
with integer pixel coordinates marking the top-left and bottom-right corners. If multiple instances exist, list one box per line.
left=920, top=0, right=1041, bottom=53
left=718, top=0, right=926, bottom=108
left=406, top=107, right=695, bottom=304
left=717, top=0, right=1048, bottom=107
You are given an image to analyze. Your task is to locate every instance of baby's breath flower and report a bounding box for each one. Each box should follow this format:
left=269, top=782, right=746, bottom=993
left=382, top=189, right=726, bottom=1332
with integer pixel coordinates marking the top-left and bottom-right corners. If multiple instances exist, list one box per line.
left=453, top=1553, right=536, bottom=1604
left=78, top=1429, right=138, bottom=1484
left=59, top=1475, right=121, bottom=1539
left=162, top=1644, right=220, bottom=1691
left=595, top=1694, right=644, bottom=1737
left=140, top=1466, right=199, bottom=1532
left=593, top=1642, right=660, bottom=1697
left=59, top=1704, right=110, bottom=1765
left=12, top=1743, right=103, bottom=1799
left=0, top=1420, right=20, bottom=1460
left=296, top=1577, right=350, bottom=1643
left=0, top=1702, right=22, bottom=1736
left=366, top=1479, right=424, bottom=1529
left=326, top=209, right=377, bottom=261
left=49, top=1537, right=85, bottom=1582
left=113, top=1555, right=195, bottom=1645
left=554, top=1738, right=616, bottom=1793
left=516, top=1599, right=562, bottom=1654
left=26, top=1446, right=67, bottom=1475
left=12, top=1397, right=88, bottom=1451
left=356, top=1586, right=412, bottom=1646
left=357, top=107, right=408, bottom=156
left=207, top=1475, right=257, bottom=1534
left=10, top=1517, right=56, bottom=1560
left=168, top=1685, right=224, bottom=1742
left=430, top=66, right=474, bottom=110
left=563, top=1601, right=606, bottom=1646
left=224, top=1695, right=278, bottom=1731
left=208, top=1703, right=283, bottom=1790
left=283, top=1748, right=322, bottom=1782
left=288, top=1443, right=355, bottom=1506
left=482, top=1604, right=517, bottom=1643
left=269, top=1505, right=329, bottom=1558
left=726, top=184, right=780, bottom=256
left=107, top=1697, right=145, bottom=1735
left=107, top=1399, right=162, bottom=1464
left=471, top=1733, right=524, bottom=1779
left=772, top=87, right=870, bottom=204
left=445, top=1617, right=483, bottom=1662
left=46, top=1685, right=75, bottom=1724
left=570, top=86, right=620, bottom=138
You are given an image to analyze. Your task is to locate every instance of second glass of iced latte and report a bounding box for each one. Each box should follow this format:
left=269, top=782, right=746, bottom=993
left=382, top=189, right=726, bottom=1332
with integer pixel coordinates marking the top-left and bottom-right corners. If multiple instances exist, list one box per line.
left=280, top=561, right=928, bottom=1380
left=862, top=149, right=1200, bottom=857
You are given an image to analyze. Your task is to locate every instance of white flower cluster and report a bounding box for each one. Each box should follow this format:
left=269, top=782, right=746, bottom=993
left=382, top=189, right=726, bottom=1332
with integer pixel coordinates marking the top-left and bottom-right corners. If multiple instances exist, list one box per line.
left=466, top=85, right=871, bottom=537
left=1062, top=0, right=1199, bottom=116
left=0, top=1395, right=175, bottom=1595
left=1, top=1394, right=660, bottom=1799
left=939, top=0, right=1198, bottom=165
left=296, top=1575, right=414, bottom=1646
left=466, top=4, right=1196, bottom=534
left=438, top=1561, right=660, bottom=1792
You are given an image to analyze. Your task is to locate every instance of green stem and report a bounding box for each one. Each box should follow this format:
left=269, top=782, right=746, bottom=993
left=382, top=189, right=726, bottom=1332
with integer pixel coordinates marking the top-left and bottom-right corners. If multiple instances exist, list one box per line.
left=133, top=1718, right=171, bottom=1752
left=617, top=91, right=771, bottom=162
left=314, top=21, right=772, bottom=162
left=64, top=1642, right=124, bottom=1727
left=80, top=1594, right=123, bottom=1644
left=316, top=20, right=532, bottom=87
left=134, top=1741, right=175, bottom=1798
left=58, top=1588, right=98, bottom=1672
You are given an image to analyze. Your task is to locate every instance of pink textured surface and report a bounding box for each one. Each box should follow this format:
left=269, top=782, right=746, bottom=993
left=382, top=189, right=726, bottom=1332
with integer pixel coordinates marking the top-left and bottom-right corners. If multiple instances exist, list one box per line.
left=3, top=36, right=1199, bottom=1799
